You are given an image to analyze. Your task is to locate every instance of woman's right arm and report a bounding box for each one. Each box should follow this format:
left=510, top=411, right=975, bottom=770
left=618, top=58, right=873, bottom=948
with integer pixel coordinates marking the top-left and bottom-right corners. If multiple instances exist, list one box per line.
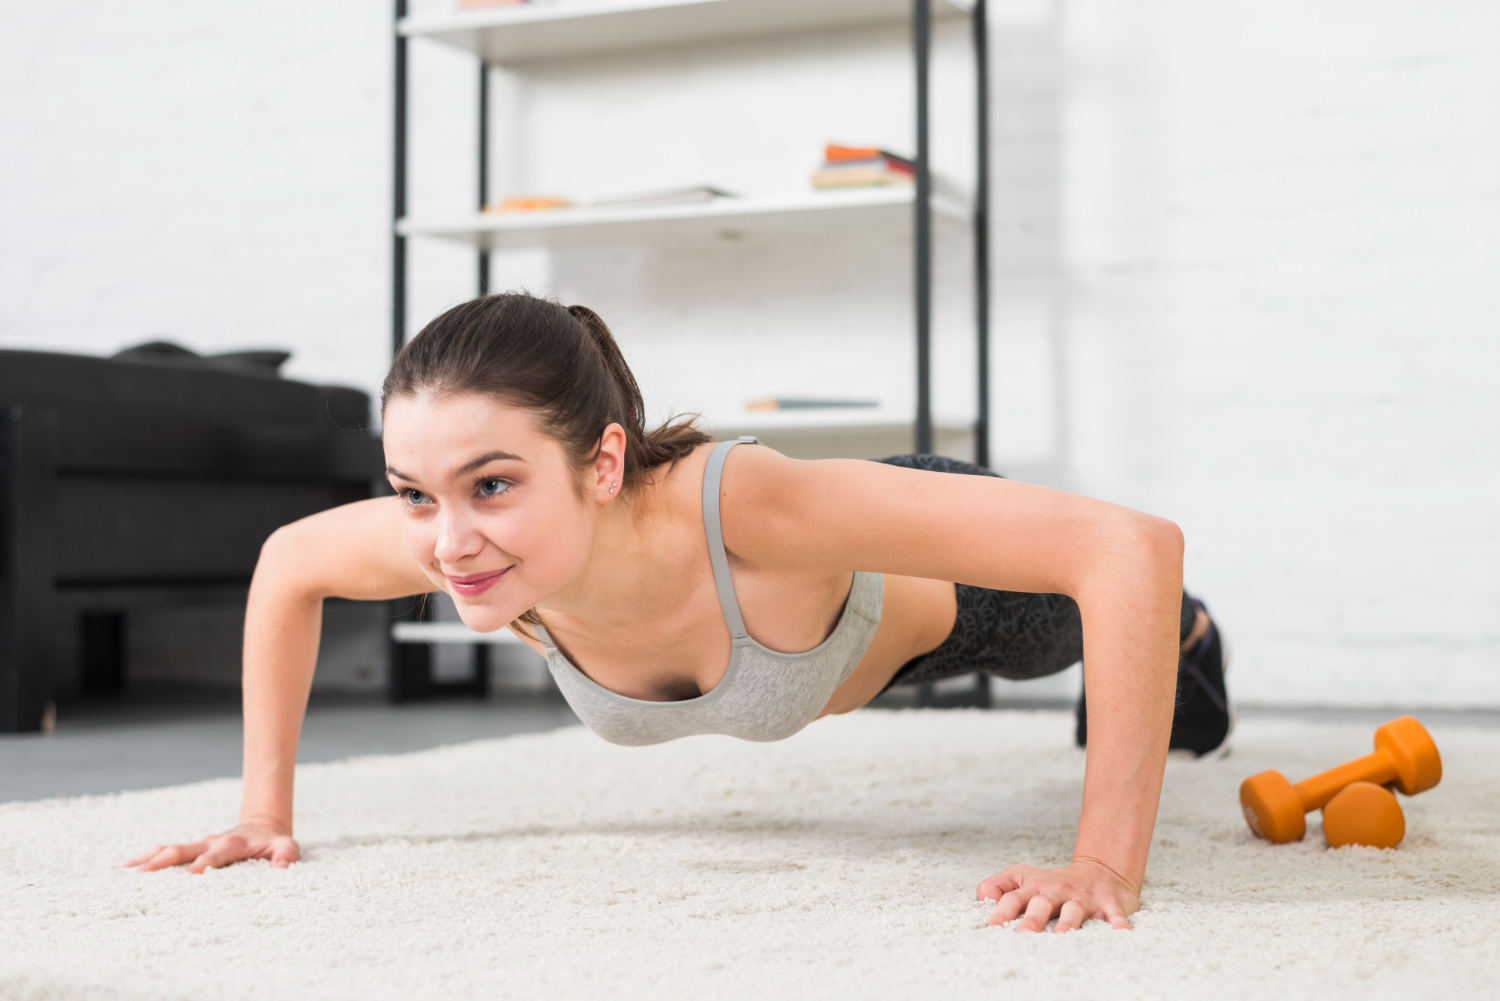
left=127, top=497, right=433, bottom=873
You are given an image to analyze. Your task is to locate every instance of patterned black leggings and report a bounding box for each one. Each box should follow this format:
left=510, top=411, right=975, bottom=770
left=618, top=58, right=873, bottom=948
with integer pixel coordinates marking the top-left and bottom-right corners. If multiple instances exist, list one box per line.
left=876, top=454, right=1196, bottom=690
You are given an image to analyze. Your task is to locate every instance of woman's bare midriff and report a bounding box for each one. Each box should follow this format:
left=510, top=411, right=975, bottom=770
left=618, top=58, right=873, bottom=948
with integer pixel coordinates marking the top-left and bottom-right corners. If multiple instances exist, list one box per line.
left=818, top=572, right=957, bottom=715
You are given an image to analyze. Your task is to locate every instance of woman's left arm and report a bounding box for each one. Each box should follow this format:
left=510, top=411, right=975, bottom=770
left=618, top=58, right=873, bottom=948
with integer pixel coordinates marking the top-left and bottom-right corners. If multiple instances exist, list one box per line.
left=724, top=451, right=1182, bottom=932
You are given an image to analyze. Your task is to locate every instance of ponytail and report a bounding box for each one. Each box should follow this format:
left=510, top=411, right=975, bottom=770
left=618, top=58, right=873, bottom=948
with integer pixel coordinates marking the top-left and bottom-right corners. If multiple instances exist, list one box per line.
left=564, top=304, right=711, bottom=480
left=382, top=293, right=710, bottom=493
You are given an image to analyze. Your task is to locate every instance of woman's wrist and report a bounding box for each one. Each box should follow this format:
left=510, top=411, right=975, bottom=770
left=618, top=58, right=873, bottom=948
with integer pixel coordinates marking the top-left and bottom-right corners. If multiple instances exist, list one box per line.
left=1069, top=854, right=1139, bottom=894
left=237, top=812, right=293, bottom=836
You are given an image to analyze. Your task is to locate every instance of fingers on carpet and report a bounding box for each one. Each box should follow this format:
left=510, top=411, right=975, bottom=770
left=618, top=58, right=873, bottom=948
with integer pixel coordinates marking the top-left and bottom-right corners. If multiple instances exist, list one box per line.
left=1053, top=899, right=1089, bottom=933
left=1017, top=892, right=1058, bottom=932
left=138, top=842, right=207, bottom=872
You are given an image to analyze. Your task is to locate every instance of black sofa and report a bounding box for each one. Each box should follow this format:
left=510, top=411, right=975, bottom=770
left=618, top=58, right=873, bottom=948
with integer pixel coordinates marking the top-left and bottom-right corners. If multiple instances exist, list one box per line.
left=0, top=344, right=384, bottom=732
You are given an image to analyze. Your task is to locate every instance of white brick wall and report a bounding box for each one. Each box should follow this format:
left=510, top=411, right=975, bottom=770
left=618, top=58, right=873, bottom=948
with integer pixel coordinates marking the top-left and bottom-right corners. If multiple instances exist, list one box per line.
left=0, top=0, right=393, bottom=396
left=1054, top=0, right=1500, bottom=706
left=2, top=0, right=1495, bottom=706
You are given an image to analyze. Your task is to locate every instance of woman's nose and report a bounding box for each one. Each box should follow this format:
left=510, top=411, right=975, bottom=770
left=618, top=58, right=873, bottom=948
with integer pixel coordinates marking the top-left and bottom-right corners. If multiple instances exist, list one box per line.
left=433, top=512, right=484, bottom=566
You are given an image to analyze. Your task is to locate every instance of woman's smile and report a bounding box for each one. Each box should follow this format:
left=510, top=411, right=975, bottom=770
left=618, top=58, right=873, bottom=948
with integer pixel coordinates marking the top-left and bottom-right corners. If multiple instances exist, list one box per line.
left=447, top=567, right=509, bottom=597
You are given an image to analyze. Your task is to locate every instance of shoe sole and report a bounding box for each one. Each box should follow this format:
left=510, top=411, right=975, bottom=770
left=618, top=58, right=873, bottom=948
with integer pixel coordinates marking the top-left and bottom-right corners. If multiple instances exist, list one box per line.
left=1217, top=631, right=1236, bottom=755
left=1189, top=601, right=1235, bottom=759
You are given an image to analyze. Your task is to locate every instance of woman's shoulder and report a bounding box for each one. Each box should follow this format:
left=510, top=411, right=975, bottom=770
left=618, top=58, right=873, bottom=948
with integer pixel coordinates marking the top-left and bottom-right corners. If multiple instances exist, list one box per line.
left=717, top=442, right=888, bottom=496
left=711, top=445, right=892, bottom=560
left=642, top=439, right=894, bottom=531
left=638, top=439, right=799, bottom=530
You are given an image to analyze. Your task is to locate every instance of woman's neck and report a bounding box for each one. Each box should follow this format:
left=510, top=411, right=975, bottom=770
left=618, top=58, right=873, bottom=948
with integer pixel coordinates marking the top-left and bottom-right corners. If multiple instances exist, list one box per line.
left=535, top=470, right=698, bottom=633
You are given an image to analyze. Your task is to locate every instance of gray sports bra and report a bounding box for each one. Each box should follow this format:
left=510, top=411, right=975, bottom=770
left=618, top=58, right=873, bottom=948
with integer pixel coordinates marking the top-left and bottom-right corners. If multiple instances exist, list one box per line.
left=533, top=437, right=884, bottom=746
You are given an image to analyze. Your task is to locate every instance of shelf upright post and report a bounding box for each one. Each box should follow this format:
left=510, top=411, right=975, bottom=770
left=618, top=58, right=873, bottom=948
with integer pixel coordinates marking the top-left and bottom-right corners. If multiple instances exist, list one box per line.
left=393, top=0, right=409, bottom=355
left=911, top=0, right=936, bottom=711
left=913, top=0, right=933, bottom=456
left=973, top=0, right=991, bottom=469
left=467, top=59, right=493, bottom=695
left=477, top=61, right=490, bottom=297
left=390, top=0, right=414, bottom=704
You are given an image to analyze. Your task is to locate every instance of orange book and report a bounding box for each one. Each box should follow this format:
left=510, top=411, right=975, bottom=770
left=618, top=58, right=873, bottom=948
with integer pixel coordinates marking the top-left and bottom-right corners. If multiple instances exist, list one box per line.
left=825, top=144, right=882, bottom=162
left=488, top=196, right=574, bottom=213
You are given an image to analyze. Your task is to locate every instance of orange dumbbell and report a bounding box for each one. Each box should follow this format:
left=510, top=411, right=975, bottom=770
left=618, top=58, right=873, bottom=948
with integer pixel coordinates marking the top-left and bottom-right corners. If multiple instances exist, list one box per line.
left=1240, top=716, right=1441, bottom=844
left=1322, top=782, right=1405, bottom=849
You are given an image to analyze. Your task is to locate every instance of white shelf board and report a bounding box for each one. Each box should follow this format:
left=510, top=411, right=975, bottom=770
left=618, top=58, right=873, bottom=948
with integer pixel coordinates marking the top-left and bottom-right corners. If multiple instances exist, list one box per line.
left=702, top=408, right=971, bottom=437
left=703, top=409, right=976, bottom=460
left=402, top=0, right=973, bottom=65
left=392, top=621, right=528, bottom=645
left=398, top=186, right=970, bottom=251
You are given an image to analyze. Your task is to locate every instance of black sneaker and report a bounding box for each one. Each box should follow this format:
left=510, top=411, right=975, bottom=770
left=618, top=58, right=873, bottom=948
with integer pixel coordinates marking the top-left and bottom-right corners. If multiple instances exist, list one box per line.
left=1074, top=600, right=1232, bottom=757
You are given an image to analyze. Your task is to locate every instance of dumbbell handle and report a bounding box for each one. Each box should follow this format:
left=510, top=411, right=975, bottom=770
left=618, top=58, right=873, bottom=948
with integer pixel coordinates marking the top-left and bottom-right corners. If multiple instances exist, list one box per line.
left=1295, top=751, right=1397, bottom=812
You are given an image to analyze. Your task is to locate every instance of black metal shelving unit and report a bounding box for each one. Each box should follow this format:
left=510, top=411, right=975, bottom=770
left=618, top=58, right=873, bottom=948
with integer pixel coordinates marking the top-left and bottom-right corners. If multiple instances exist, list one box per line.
left=388, top=0, right=993, bottom=704
left=393, top=0, right=990, bottom=462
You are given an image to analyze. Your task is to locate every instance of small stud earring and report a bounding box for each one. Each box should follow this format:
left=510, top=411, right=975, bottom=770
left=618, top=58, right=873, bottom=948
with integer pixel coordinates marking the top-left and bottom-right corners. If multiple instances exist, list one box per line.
left=609, top=482, right=618, bottom=494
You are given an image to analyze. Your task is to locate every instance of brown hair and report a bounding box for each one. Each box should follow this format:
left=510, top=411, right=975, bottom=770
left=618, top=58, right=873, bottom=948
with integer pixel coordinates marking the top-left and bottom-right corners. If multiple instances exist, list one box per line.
left=383, top=294, right=711, bottom=637
left=382, top=293, right=710, bottom=491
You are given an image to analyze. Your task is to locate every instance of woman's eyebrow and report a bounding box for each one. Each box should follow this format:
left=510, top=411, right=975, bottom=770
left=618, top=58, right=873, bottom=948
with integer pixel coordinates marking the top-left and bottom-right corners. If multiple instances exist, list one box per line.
left=384, top=452, right=525, bottom=483
left=454, top=451, right=526, bottom=476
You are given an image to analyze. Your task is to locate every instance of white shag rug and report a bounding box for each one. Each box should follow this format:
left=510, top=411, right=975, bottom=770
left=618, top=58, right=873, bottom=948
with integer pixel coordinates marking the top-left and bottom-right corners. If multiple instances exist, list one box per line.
left=3, top=710, right=1498, bottom=1000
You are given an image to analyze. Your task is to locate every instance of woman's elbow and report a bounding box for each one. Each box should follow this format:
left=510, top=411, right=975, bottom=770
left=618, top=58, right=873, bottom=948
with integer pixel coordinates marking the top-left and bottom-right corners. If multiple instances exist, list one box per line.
left=1145, top=513, right=1184, bottom=563
left=252, top=521, right=322, bottom=598
left=1126, top=512, right=1184, bottom=583
left=1095, top=510, right=1183, bottom=580
left=256, top=523, right=298, bottom=572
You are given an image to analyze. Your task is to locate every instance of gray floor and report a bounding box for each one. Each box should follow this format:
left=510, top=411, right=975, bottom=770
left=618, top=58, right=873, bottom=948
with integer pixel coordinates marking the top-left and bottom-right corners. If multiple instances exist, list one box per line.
left=3, top=684, right=1495, bottom=805
left=0, top=684, right=579, bottom=804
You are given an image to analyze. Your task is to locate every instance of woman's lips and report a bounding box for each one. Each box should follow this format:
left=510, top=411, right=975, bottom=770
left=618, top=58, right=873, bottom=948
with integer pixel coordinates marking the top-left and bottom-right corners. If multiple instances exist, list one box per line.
left=447, top=568, right=508, bottom=597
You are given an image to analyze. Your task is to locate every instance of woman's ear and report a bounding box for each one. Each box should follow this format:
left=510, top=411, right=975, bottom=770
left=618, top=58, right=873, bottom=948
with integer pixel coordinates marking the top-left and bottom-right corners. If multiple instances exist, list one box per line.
left=594, top=423, right=627, bottom=502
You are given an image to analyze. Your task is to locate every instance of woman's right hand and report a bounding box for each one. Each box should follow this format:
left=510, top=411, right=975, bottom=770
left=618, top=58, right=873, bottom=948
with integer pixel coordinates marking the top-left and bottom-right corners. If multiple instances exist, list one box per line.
left=126, top=819, right=299, bottom=873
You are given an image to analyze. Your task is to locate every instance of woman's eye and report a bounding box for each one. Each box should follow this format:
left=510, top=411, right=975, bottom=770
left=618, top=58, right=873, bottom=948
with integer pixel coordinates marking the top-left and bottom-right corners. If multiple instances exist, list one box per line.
left=402, top=489, right=431, bottom=507
left=477, top=478, right=509, bottom=498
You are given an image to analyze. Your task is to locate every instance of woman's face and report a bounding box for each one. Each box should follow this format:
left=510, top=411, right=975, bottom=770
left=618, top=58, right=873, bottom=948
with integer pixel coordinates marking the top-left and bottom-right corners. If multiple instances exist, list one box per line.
left=381, top=391, right=613, bottom=633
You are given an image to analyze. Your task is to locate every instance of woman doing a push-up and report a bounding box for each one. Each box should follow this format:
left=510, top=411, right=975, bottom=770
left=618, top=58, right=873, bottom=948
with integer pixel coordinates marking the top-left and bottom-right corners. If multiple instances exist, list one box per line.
left=129, top=293, right=1231, bottom=932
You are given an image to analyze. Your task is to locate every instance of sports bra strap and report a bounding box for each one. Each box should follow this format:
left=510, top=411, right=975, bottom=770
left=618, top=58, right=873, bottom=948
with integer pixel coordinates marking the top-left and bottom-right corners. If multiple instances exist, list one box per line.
left=529, top=622, right=555, bottom=649
left=702, top=436, right=759, bottom=640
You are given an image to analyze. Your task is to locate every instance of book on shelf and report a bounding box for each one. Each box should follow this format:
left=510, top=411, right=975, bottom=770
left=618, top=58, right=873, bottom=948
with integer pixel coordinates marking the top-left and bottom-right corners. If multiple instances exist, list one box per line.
left=486, top=196, right=575, bottom=213
left=745, top=398, right=880, bottom=412
left=812, top=145, right=914, bottom=190
left=825, top=145, right=915, bottom=168
left=484, top=186, right=732, bottom=214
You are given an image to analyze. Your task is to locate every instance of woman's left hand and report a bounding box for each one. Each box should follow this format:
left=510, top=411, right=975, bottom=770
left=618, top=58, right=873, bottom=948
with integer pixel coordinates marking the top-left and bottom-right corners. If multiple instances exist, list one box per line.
left=977, top=858, right=1139, bottom=932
